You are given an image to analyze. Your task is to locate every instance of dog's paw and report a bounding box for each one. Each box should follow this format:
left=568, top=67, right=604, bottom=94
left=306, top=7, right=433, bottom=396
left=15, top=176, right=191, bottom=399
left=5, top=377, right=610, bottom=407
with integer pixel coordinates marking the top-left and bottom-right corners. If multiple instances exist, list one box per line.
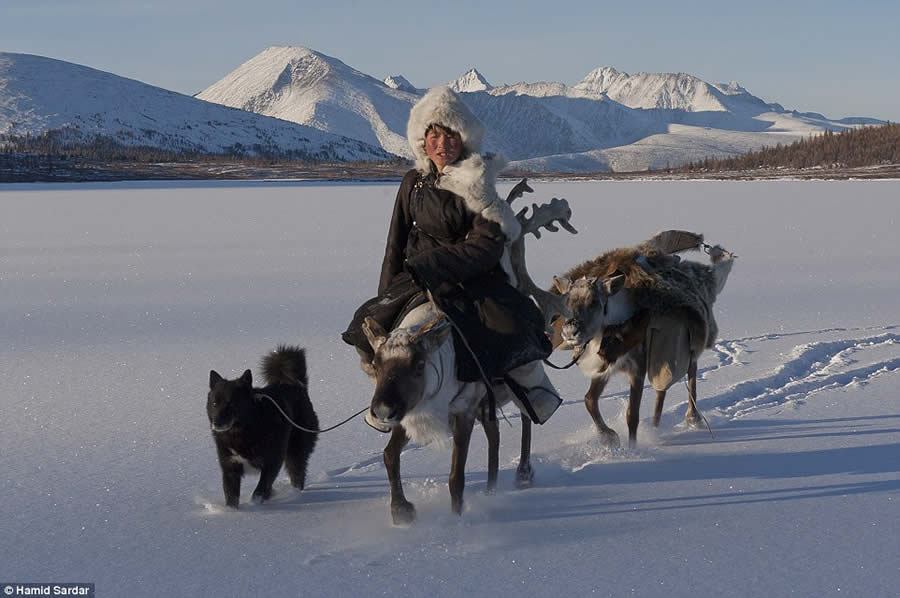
left=251, top=490, right=272, bottom=505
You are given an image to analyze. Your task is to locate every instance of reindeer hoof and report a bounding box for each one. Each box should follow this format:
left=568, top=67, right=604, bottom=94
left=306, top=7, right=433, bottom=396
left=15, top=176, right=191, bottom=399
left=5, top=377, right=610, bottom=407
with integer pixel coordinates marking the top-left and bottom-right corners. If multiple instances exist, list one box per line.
left=391, top=500, right=416, bottom=526
left=598, top=428, right=621, bottom=449
left=515, top=463, right=535, bottom=489
left=685, top=410, right=704, bottom=429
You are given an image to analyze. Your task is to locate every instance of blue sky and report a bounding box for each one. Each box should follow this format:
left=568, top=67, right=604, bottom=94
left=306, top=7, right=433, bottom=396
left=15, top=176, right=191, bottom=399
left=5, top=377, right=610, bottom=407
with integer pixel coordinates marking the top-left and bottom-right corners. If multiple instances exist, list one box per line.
left=3, top=0, right=898, bottom=121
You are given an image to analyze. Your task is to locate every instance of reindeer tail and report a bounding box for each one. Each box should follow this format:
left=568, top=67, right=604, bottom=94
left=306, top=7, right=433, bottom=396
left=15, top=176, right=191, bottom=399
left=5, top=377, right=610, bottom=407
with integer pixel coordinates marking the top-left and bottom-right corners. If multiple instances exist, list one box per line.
left=261, top=345, right=308, bottom=387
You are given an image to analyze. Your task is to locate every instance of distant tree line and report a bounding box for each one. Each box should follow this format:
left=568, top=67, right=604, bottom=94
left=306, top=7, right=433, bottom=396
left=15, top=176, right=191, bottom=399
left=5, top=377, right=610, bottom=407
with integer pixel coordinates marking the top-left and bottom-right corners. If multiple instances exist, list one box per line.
left=1, top=128, right=189, bottom=162
left=0, top=127, right=405, bottom=166
left=680, top=123, right=899, bottom=172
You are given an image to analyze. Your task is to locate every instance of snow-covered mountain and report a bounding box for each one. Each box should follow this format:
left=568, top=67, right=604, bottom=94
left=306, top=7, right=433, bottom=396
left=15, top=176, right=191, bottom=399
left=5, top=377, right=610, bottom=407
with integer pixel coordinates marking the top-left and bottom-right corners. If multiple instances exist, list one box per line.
left=196, top=46, right=417, bottom=158
left=448, top=68, right=492, bottom=93
left=383, top=75, right=421, bottom=94
left=198, top=47, right=882, bottom=171
left=0, top=53, right=393, bottom=161
left=2, top=47, right=885, bottom=171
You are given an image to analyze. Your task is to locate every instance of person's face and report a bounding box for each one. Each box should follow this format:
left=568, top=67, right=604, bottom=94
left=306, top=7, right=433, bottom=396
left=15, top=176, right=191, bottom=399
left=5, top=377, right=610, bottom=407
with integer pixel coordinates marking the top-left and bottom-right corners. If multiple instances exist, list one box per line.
left=424, top=126, right=463, bottom=172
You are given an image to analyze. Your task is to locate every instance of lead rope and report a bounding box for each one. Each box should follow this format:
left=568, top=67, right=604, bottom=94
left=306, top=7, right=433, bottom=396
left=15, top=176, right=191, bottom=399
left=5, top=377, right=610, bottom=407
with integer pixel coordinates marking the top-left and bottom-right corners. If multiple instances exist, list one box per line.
left=681, top=378, right=715, bottom=440
left=253, top=393, right=368, bottom=434
left=543, top=343, right=586, bottom=370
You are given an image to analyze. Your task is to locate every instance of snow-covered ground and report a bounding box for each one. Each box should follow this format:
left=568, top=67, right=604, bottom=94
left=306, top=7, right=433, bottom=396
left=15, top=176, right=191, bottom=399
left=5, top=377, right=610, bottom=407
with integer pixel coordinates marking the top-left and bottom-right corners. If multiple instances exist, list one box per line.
left=2, top=180, right=898, bottom=597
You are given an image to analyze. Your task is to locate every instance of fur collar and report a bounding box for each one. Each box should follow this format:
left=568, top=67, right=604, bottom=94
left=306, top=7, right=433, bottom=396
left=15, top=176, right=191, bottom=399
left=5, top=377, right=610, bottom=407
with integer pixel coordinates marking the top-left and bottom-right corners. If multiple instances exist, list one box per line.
left=436, top=153, right=521, bottom=242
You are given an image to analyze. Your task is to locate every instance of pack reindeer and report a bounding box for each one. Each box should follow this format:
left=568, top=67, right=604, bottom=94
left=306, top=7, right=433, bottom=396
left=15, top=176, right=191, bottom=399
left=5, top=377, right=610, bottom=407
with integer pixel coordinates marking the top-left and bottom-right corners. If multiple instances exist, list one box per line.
left=362, top=180, right=576, bottom=525
left=550, top=231, right=735, bottom=448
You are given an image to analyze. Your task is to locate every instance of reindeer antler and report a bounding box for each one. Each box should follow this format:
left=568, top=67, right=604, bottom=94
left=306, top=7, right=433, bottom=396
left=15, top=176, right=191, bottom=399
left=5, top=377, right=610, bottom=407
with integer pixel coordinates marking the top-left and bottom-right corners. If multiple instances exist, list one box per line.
left=505, top=178, right=534, bottom=204
left=506, top=179, right=578, bottom=331
left=516, top=198, right=579, bottom=239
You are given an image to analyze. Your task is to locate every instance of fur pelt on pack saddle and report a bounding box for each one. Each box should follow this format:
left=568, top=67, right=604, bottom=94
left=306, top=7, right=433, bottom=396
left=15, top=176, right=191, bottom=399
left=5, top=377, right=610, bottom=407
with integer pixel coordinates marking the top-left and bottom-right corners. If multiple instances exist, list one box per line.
left=557, top=230, right=725, bottom=355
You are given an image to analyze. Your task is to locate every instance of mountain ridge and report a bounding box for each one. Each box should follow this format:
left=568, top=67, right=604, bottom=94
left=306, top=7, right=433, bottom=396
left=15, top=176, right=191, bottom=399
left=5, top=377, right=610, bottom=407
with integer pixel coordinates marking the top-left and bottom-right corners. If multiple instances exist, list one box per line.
left=0, top=52, right=393, bottom=161
left=2, top=47, right=886, bottom=171
left=197, top=46, right=882, bottom=170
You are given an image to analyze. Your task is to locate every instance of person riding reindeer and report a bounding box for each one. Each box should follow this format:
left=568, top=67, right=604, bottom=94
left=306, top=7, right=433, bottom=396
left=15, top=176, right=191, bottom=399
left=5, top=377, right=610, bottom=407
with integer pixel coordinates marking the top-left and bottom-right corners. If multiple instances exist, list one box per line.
left=342, top=86, right=562, bottom=427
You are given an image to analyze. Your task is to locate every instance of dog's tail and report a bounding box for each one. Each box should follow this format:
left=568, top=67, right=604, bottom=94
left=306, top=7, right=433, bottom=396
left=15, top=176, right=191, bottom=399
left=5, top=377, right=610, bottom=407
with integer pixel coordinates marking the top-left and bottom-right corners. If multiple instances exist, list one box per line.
left=261, top=345, right=308, bottom=387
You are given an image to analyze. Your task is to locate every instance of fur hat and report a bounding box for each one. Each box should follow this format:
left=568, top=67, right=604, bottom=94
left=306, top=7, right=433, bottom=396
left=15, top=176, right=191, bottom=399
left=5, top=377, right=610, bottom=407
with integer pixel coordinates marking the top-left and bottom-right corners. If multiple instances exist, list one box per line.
left=407, top=86, right=485, bottom=174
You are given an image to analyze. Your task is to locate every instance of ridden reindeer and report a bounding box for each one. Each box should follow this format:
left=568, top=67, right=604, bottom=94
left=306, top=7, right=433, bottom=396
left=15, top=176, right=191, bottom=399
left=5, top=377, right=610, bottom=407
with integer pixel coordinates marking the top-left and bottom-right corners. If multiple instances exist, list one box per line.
left=363, top=182, right=576, bottom=525
left=550, top=231, right=735, bottom=448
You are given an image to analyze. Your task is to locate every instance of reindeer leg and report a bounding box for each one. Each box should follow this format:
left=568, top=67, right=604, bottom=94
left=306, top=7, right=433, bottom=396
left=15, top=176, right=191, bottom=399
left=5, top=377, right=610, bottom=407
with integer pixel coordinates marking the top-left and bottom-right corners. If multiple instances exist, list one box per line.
left=585, top=375, right=620, bottom=448
left=626, top=362, right=647, bottom=449
left=653, top=389, right=667, bottom=427
left=684, top=358, right=703, bottom=428
left=450, top=413, right=475, bottom=515
left=384, top=425, right=414, bottom=525
left=515, top=416, right=535, bottom=489
left=479, top=406, right=499, bottom=495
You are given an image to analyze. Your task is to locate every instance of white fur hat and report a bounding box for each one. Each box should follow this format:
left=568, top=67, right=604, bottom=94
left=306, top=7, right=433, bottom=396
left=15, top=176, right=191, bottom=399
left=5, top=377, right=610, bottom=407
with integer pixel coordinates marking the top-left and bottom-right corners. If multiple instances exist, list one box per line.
left=407, top=86, right=485, bottom=173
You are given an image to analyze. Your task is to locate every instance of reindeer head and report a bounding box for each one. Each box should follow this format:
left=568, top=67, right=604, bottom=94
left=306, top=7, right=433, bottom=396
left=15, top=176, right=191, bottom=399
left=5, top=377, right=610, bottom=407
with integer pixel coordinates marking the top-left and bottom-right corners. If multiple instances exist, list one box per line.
left=362, top=316, right=451, bottom=430
left=552, top=273, right=626, bottom=347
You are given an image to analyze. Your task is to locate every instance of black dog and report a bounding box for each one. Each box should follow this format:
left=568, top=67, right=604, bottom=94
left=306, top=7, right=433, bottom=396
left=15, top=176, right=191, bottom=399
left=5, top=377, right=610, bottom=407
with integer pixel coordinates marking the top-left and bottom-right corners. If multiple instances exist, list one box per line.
left=207, top=345, right=319, bottom=508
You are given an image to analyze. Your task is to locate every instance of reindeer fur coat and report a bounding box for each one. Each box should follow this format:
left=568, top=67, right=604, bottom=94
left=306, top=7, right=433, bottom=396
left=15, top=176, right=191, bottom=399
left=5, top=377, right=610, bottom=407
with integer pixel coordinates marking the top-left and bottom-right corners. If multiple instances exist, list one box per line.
left=342, top=87, right=551, bottom=381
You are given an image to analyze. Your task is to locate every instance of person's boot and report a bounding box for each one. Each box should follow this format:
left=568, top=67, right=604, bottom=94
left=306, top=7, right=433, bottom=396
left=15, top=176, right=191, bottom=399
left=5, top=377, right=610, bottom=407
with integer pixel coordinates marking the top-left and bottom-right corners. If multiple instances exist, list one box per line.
left=502, top=360, right=562, bottom=424
left=522, top=386, right=562, bottom=424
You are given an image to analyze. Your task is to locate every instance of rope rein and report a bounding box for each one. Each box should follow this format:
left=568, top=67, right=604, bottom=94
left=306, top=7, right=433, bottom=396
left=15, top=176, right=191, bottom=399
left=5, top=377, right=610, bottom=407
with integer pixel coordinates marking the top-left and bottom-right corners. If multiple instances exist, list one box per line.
left=543, top=343, right=586, bottom=370
left=681, top=378, right=716, bottom=439
left=253, top=393, right=368, bottom=434
left=254, top=333, right=448, bottom=435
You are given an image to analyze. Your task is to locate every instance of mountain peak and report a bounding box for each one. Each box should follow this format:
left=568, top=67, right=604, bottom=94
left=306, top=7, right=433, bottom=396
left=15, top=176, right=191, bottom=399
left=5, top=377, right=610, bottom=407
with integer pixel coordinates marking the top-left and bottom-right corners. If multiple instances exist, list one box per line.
left=449, top=68, right=492, bottom=92
left=575, top=66, right=626, bottom=89
left=572, top=67, right=733, bottom=111
left=0, top=51, right=392, bottom=160
left=715, top=80, right=748, bottom=95
left=383, top=74, right=419, bottom=94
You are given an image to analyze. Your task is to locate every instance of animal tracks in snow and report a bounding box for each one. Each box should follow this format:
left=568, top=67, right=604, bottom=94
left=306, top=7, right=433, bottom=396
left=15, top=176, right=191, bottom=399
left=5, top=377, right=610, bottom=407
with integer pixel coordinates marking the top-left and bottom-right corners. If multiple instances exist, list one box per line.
left=699, top=326, right=899, bottom=420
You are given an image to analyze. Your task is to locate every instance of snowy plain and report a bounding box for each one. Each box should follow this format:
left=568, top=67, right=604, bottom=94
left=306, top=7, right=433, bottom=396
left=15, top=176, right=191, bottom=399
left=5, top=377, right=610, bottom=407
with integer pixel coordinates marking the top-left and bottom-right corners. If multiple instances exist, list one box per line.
left=2, top=179, right=898, bottom=597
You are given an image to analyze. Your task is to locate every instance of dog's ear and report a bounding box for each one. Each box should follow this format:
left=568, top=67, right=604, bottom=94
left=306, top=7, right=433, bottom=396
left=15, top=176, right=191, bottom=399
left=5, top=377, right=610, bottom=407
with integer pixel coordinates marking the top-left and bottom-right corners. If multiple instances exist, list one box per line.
left=209, top=370, right=223, bottom=389
left=239, top=369, right=252, bottom=387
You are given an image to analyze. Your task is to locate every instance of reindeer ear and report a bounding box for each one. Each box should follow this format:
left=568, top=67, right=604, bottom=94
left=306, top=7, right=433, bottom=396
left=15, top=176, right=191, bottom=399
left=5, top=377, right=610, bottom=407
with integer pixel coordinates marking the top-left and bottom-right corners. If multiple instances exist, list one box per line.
left=362, top=317, right=387, bottom=352
left=420, top=320, right=451, bottom=351
left=209, top=370, right=223, bottom=389
left=548, top=315, right=566, bottom=349
left=552, top=276, right=572, bottom=294
left=239, top=369, right=252, bottom=386
left=599, top=273, right=626, bottom=297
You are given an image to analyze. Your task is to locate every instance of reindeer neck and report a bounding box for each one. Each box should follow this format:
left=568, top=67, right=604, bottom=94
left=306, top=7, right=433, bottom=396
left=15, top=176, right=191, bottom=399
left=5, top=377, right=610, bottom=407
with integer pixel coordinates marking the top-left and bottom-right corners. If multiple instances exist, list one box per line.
left=422, top=337, right=454, bottom=402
